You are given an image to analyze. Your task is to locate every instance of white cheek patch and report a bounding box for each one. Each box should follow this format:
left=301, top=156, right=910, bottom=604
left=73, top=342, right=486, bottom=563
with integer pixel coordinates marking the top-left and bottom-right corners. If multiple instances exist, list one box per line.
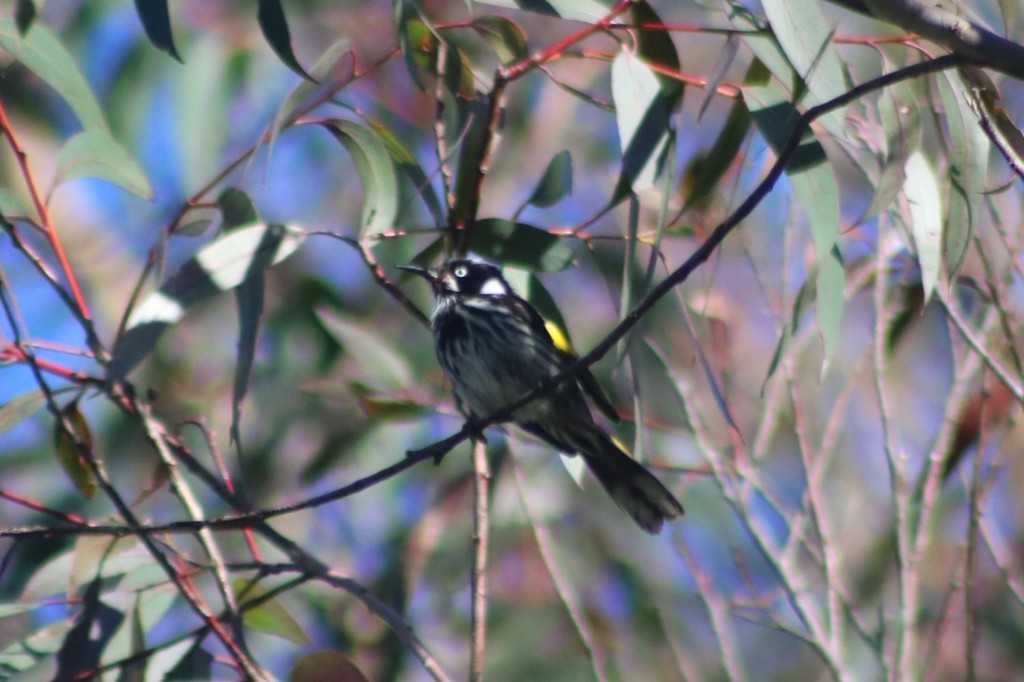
left=479, top=277, right=507, bottom=296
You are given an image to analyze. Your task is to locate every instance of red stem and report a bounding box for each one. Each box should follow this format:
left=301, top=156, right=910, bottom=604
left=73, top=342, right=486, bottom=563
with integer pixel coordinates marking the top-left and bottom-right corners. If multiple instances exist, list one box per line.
left=500, top=0, right=635, bottom=81
left=0, top=101, right=93, bottom=323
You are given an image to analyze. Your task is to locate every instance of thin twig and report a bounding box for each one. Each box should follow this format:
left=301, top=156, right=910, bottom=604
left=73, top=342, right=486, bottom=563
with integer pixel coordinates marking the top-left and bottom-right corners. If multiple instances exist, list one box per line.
left=469, top=440, right=490, bottom=681
left=0, top=101, right=95, bottom=342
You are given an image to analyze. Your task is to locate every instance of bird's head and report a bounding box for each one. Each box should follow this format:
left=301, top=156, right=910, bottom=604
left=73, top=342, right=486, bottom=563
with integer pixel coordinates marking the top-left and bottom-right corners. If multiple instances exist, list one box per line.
left=398, top=258, right=512, bottom=298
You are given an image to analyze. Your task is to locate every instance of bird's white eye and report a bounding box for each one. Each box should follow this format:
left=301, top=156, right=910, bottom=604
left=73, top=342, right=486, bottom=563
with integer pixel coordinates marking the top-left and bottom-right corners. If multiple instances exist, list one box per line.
left=453, top=265, right=468, bottom=278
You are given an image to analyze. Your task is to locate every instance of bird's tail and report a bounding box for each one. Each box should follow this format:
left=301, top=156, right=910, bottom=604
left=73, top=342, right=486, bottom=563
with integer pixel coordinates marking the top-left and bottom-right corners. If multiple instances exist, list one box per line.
left=575, top=426, right=684, bottom=534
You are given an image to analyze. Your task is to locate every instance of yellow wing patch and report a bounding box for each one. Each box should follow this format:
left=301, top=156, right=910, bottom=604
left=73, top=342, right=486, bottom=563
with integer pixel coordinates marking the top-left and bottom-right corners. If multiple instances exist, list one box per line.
left=544, top=319, right=574, bottom=354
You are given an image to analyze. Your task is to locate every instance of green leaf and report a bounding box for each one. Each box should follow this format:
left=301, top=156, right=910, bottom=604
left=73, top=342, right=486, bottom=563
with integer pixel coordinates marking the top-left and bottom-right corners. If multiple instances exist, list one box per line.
left=998, top=0, right=1017, bottom=35
left=468, top=218, right=574, bottom=272
left=938, top=71, right=989, bottom=279
left=53, top=130, right=153, bottom=199
left=175, top=36, right=229, bottom=189
left=0, top=389, right=48, bottom=435
left=731, top=9, right=846, bottom=139
left=216, top=188, right=265, bottom=448
left=53, top=400, right=97, bottom=499
left=290, top=650, right=370, bottom=682
left=959, top=67, right=1024, bottom=195
left=683, top=99, right=751, bottom=210
left=257, top=0, right=312, bottom=81
left=744, top=84, right=843, bottom=361
left=632, top=1, right=680, bottom=89
left=760, top=0, right=848, bottom=134
left=0, top=619, right=73, bottom=675
left=320, top=120, right=399, bottom=237
left=232, top=268, right=264, bottom=449
left=865, top=79, right=920, bottom=221
left=217, top=188, right=260, bottom=229
left=148, top=639, right=206, bottom=681
left=15, top=0, right=35, bottom=35
left=0, top=603, right=37, bottom=619
left=272, top=39, right=354, bottom=136
left=903, top=150, right=943, bottom=303
left=474, top=0, right=612, bottom=21
left=55, top=578, right=122, bottom=678
left=521, top=150, right=573, bottom=212
left=132, top=0, right=181, bottom=61
left=316, top=308, right=412, bottom=391
left=395, top=0, right=428, bottom=90
left=610, top=49, right=676, bottom=198
left=69, top=536, right=151, bottom=596
left=0, top=19, right=107, bottom=133
left=368, top=118, right=445, bottom=227
left=470, top=16, right=529, bottom=64
left=451, top=97, right=492, bottom=228
left=110, top=223, right=308, bottom=378
left=235, top=579, right=309, bottom=645
left=0, top=187, right=30, bottom=220
left=351, top=384, right=427, bottom=421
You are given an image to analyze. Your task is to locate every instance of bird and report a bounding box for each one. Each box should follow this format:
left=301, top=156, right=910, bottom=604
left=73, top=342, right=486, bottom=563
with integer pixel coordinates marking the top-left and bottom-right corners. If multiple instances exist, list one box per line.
left=399, top=258, right=684, bottom=534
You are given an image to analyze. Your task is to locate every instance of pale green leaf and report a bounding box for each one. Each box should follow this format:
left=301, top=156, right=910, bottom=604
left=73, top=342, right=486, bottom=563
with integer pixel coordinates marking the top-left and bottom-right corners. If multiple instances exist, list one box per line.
left=0, top=620, right=72, bottom=676
left=316, top=307, right=412, bottom=391
left=522, top=150, right=573, bottom=211
left=762, top=0, right=848, bottom=106
left=53, top=130, right=153, bottom=200
left=53, top=400, right=96, bottom=499
left=865, top=79, right=920, bottom=221
left=468, top=219, right=574, bottom=272
left=321, top=120, right=399, bottom=236
left=236, top=578, right=310, bottom=645
left=273, top=39, right=354, bottom=136
left=0, top=19, right=107, bottom=132
left=69, top=536, right=151, bottom=596
left=610, top=49, right=673, bottom=195
left=938, top=71, right=990, bottom=278
left=732, top=9, right=846, bottom=139
left=175, top=36, right=229, bottom=190
left=473, top=0, right=611, bottom=21
left=110, top=223, right=308, bottom=378
left=290, top=650, right=371, bottom=682
left=0, top=187, right=30, bottom=220
left=745, top=84, right=844, bottom=360
left=903, top=151, right=943, bottom=303
left=0, top=389, right=47, bottom=435
left=471, top=15, right=528, bottom=64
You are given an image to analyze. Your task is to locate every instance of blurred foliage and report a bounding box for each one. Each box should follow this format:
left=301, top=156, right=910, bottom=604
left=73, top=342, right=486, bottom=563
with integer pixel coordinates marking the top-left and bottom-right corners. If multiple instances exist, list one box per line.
left=1, top=0, right=1024, bottom=680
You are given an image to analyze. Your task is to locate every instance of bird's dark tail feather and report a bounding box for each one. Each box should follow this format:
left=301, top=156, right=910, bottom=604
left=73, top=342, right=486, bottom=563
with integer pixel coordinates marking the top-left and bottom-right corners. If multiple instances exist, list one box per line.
left=580, top=430, right=684, bottom=534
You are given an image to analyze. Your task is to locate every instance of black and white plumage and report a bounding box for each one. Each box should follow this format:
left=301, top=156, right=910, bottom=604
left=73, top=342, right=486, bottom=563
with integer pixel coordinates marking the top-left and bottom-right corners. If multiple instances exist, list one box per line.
left=400, top=258, right=684, bottom=534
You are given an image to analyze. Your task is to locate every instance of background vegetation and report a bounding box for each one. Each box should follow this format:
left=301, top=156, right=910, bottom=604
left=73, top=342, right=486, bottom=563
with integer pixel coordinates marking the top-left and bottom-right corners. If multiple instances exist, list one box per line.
left=1, top=0, right=1024, bottom=679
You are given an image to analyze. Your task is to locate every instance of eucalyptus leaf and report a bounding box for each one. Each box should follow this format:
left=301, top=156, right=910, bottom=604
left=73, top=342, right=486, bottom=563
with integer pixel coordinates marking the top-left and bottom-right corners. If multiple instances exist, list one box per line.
left=53, top=130, right=153, bottom=200
left=745, top=83, right=843, bottom=361
left=522, top=150, right=573, bottom=211
left=903, top=151, right=943, bottom=303
left=132, top=0, right=181, bottom=61
left=468, top=219, right=574, bottom=272
left=257, top=0, right=312, bottom=81
left=0, top=19, right=107, bottom=133
left=320, top=120, right=399, bottom=237
left=110, top=223, right=308, bottom=378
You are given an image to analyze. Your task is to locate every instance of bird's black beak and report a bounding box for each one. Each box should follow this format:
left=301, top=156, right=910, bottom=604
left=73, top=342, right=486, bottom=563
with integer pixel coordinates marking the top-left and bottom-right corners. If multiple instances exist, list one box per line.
left=397, top=264, right=433, bottom=278
left=397, top=264, right=438, bottom=288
